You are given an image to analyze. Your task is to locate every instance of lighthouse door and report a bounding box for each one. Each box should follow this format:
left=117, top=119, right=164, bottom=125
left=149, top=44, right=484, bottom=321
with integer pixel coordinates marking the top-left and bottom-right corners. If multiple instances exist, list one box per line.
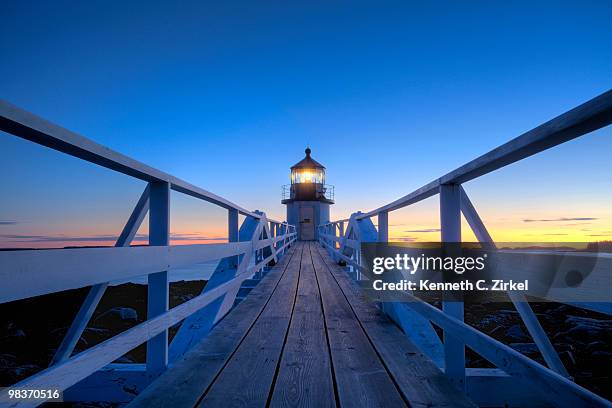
left=299, top=206, right=315, bottom=241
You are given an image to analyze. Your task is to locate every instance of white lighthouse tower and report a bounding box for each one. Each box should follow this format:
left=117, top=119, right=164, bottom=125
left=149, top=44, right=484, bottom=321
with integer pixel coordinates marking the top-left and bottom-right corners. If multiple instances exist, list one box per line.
left=282, top=148, right=334, bottom=241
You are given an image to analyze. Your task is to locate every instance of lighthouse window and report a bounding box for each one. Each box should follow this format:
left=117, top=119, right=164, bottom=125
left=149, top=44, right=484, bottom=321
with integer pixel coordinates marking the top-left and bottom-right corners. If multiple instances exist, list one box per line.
left=291, top=168, right=325, bottom=184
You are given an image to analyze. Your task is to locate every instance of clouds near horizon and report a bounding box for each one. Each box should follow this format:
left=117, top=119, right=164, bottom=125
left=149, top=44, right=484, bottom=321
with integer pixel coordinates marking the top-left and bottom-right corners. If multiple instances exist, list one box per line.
left=523, top=217, right=598, bottom=223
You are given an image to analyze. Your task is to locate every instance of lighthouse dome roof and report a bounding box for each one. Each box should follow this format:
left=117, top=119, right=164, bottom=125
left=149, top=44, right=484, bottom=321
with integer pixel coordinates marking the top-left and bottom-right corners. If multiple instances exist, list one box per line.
left=291, top=147, right=325, bottom=169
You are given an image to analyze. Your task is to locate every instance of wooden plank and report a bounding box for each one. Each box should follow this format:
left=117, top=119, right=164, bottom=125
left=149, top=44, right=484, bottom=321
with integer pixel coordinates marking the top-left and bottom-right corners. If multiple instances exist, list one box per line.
left=126, top=245, right=298, bottom=408
left=196, top=243, right=303, bottom=407
left=314, top=244, right=477, bottom=408
left=269, top=243, right=335, bottom=408
left=311, top=243, right=407, bottom=408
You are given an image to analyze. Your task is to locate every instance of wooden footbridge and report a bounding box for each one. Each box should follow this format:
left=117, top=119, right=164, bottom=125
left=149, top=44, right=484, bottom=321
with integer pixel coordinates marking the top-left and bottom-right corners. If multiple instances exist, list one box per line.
left=128, top=242, right=474, bottom=408
left=0, top=90, right=611, bottom=408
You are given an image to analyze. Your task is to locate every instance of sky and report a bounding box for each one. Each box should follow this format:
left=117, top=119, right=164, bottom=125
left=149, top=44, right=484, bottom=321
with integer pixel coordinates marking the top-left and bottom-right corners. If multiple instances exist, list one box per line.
left=1, top=0, right=611, bottom=248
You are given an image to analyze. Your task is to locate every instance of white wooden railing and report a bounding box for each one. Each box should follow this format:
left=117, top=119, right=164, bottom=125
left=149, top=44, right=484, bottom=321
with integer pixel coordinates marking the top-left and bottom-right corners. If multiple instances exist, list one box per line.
left=0, top=100, right=297, bottom=407
left=319, top=90, right=612, bottom=407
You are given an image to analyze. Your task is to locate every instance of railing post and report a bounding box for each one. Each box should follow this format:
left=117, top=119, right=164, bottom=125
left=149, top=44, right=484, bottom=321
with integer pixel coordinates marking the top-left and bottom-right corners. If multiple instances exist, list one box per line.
left=229, top=209, right=239, bottom=242
left=270, top=221, right=275, bottom=238
left=337, top=221, right=345, bottom=262
left=439, top=183, right=465, bottom=390
left=332, top=222, right=342, bottom=247
left=320, top=225, right=325, bottom=247
left=378, top=211, right=389, bottom=242
left=229, top=208, right=239, bottom=269
left=332, top=223, right=338, bottom=255
left=146, top=181, right=170, bottom=380
left=279, top=223, right=287, bottom=255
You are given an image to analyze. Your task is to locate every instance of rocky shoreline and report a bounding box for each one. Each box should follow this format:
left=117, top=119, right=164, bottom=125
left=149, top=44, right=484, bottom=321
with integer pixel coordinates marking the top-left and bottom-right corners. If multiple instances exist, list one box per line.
left=462, top=299, right=611, bottom=399
left=0, top=280, right=205, bottom=386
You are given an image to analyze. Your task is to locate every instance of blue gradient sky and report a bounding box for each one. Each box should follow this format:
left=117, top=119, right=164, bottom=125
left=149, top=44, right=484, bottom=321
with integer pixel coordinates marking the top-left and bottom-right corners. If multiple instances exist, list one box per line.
left=1, top=1, right=611, bottom=246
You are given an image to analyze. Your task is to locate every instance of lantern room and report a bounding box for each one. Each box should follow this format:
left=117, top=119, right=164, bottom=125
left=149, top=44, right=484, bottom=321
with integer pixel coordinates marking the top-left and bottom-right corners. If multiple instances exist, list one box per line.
left=290, top=148, right=325, bottom=184
left=282, top=148, right=334, bottom=241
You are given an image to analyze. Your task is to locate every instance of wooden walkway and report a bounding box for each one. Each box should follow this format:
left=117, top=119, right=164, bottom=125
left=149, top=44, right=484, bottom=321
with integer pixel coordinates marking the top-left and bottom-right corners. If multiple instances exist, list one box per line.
left=128, top=242, right=476, bottom=408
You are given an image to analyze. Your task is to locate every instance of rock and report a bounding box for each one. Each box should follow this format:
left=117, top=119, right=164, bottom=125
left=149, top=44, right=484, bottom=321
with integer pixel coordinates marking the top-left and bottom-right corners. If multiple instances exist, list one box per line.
left=552, top=304, right=571, bottom=314
left=505, top=324, right=528, bottom=341
left=560, top=350, right=576, bottom=366
left=563, top=315, right=612, bottom=338
left=84, top=327, right=111, bottom=335
left=2, top=326, right=26, bottom=340
left=480, top=314, right=510, bottom=327
left=2, top=327, right=26, bottom=346
left=469, top=304, right=486, bottom=312
left=586, top=340, right=606, bottom=352
left=11, top=364, right=40, bottom=378
left=553, top=342, right=574, bottom=352
left=92, top=307, right=139, bottom=330
left=12, top=329, right=26, bottom=338
left=95, top=307, right=138, bottom=324
left=0, top=353, right=17, bottom=367
left=175, top=294, right=195, bottom=303
left=591, top=351, right=612, bottom=359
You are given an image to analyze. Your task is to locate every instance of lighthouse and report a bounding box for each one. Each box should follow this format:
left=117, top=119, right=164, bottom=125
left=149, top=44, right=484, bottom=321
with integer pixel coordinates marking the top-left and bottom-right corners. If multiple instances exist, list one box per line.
left=282, top=148, right=334, bottom=240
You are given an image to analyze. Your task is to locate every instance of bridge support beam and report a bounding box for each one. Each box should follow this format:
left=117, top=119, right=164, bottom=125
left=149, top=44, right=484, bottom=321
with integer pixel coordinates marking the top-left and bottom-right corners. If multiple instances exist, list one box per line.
left=146, top=181, right=170, bottom=380
left=377, top=211, right=388, bottom=242
left=440, top=183, right=466, bottom=390
left=229, top=208, right=239, bottom=269
left=337, top=221, right=345, bottom=262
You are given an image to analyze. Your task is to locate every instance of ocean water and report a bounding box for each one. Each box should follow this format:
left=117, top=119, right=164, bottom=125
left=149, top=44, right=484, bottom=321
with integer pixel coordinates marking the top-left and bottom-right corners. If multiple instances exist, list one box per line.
left=112, top=260, right=220, bottom=285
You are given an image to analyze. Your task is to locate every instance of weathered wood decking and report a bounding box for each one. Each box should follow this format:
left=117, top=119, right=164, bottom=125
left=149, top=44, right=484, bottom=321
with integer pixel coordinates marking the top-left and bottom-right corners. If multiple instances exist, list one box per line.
left=128, top=242, right=475, bottom=408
